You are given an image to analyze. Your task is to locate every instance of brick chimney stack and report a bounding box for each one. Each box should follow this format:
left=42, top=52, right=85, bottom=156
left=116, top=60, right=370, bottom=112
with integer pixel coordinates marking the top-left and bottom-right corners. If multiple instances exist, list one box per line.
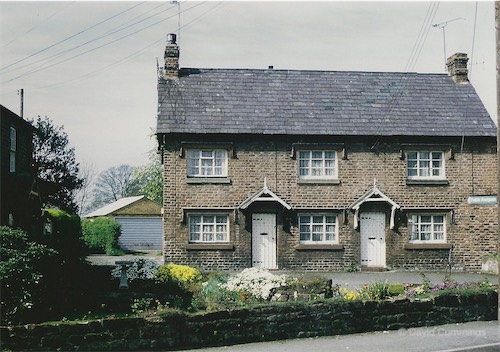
left=163, top=33, right=179, bottom=80
left=446, top=53, right=469, bottom=84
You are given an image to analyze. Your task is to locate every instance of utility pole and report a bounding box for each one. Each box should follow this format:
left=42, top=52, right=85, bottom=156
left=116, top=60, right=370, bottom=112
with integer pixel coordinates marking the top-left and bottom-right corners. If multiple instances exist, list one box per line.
left=18, top=88, right=24, bottom=118
left=495, top=1, right=499, bottom=322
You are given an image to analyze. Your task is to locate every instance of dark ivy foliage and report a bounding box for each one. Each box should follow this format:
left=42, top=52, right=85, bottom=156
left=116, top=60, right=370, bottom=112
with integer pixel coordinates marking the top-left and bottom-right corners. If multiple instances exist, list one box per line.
left=43, top=208, right=87, bottom=262
left=30, top=116, right=83, bottom=213
left=0, top=226, right=56, bottom=325
left=0, top=210, right=92, bottom=325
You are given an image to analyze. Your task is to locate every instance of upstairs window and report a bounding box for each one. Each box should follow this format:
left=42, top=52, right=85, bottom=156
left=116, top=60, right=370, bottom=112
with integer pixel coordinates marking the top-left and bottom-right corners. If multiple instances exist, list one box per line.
left=408, top=214, right=446, bottom=243
left=298, top=150, right=337, bottom=179
left=187, top=149, right=228, bottom=177
left=9, top=126, right=16, bottom=173
left=189, top=215, right=229, bottom=243
left=299, top=214, right=338, bottom=244
left=406, top=151, right=445, bottom=180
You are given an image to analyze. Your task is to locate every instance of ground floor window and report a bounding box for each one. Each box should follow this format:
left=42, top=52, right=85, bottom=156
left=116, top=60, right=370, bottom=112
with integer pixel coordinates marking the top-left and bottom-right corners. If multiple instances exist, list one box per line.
left=189, top=215, right=229, bottom=243
left=299, top=214, right=338, bottom=243
left=408, top=214, right=446, bottom=243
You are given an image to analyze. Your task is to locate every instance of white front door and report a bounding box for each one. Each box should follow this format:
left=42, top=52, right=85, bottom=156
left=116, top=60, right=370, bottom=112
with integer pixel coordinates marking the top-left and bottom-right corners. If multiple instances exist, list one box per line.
left=252, top=213, right=277, bottom=269
left=360, top=212, right=386, bottom=267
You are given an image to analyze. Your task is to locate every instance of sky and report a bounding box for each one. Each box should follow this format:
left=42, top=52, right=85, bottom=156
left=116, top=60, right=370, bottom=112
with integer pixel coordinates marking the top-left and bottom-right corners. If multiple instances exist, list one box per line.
left=0, top=1, right=497, bottom=176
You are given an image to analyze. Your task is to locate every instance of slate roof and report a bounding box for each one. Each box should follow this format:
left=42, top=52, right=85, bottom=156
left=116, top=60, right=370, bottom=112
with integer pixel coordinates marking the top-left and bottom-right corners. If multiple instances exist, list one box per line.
left=156, top=68, right=496, bottom=137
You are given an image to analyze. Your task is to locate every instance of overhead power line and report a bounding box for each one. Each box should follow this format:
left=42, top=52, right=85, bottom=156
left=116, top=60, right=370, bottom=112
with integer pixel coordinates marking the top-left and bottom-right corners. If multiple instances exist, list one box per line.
left=371, top=1, right=440, bottom=143
left=0, top=1, right=208, bottom=85
left=0, top=1, right=146, bottom=72
left=1, top=2, right=173, bottom=76
left=36, top=2, right=225, bottom=90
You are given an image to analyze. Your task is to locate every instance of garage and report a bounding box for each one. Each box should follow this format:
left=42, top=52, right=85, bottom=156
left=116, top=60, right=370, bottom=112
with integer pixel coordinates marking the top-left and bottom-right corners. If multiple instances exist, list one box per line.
left=115, top=216, right=162, bottom=251
left=84, top=195, right=163, bottom=252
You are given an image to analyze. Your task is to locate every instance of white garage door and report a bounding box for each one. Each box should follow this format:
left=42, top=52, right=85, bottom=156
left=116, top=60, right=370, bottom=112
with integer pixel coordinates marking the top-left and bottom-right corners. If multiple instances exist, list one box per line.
left=115, top=216, right=163, bottom=251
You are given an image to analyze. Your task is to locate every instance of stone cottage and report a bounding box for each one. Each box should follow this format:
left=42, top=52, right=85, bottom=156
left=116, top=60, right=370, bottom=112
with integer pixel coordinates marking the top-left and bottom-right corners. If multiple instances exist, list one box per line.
left=156, top=34, right=497, bottom=272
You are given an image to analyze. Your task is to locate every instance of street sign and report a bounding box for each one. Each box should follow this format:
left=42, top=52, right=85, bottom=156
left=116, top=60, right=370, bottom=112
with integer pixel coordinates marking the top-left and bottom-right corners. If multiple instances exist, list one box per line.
left=467, top=195, right=497, bottom=205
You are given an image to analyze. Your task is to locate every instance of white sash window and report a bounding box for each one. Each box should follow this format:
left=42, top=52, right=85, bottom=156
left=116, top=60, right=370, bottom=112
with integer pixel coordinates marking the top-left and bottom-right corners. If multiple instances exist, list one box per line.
left=408, top=214, right=446, bottom=243
left=299, top=214, right=338, bottom=244
left=188, top=149, right=228, bottom=177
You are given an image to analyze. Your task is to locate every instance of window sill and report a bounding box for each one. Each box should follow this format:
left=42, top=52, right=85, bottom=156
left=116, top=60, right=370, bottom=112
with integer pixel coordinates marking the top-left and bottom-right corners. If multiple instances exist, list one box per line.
left=186, top=243, right=235, bottom=251
left=297, top=179, right=341, bottom=185
left=404, top=243, right=452, bottom=250
left=186, top=177, right=231, bottom=184
left=406, top=179, right=449, bottom=185
left=295, top=244, right=344, bottom=251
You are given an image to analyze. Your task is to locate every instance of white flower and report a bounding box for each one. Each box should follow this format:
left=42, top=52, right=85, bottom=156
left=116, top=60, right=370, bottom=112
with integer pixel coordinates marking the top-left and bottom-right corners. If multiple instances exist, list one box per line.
left=220, top=267, right=295, bottom=300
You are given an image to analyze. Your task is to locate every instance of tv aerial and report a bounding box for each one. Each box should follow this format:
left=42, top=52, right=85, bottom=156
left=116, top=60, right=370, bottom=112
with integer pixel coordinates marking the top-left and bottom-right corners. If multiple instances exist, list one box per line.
left=432, top=17, right=465, bottom=71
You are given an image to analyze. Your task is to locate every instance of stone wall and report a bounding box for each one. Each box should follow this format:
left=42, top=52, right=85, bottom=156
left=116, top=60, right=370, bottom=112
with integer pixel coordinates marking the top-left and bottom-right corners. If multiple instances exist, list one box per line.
left=162, top=135, right=498, bottom=271
left=2, top=291, right=497, bottom=351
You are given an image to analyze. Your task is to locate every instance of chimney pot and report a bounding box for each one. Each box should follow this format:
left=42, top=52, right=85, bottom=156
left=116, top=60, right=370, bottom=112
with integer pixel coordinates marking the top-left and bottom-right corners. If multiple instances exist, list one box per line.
left=446, top=52, right=469, bottom=84
left=163, top=33, right=179, bottom=80
left=167, top=33, right=177, bottom=44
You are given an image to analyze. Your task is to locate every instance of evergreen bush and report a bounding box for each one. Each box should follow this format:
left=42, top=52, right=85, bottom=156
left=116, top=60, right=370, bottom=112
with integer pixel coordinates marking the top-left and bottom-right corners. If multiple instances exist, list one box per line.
left=38, top=209, right=93, bottom=320
left=81, top=217, right=121, bottom=254
left=43, top=208, right=86, bottom=261
left=0, top=226, right=56, bottom=324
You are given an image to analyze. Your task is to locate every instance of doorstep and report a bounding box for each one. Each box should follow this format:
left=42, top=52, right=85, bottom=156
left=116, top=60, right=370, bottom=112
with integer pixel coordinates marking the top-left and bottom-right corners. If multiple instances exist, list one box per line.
left=360, top=266, right=388, bottom=272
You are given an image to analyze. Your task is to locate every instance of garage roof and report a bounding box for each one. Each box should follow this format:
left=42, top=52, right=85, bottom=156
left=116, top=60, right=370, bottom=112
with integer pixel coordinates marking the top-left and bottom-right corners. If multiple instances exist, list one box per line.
left=84, top=196, right=160, bottom=218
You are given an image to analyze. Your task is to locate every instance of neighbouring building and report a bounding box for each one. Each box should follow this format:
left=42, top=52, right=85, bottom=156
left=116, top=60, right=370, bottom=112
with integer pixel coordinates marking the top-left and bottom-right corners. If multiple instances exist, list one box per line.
left=0, top=105, right=41, bottom=236
left=84, top=195, right=163, bottom=251
left=156, top=34, right=497, bottom=272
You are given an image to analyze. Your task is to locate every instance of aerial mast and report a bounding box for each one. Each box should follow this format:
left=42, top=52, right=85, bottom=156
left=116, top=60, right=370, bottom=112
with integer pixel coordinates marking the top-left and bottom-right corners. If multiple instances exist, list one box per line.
left=432, top=17, right=465, bottom=71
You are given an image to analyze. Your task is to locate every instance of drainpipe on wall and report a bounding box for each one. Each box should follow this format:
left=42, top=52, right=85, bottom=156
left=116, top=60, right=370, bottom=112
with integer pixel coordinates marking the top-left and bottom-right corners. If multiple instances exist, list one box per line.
left=495, top=1, right=499, bottom=323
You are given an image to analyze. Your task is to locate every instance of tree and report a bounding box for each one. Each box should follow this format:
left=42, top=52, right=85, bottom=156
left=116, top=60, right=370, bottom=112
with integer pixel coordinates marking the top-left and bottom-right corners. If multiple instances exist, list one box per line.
left=91, top=164, right=136, bottom=209
left=89, top=153, right=163, bottom=211
left=75, top=161, right=97, bottom=217
left=131, top=152, right=163, bottom=204
left=30, top=116, right=83, bottom=213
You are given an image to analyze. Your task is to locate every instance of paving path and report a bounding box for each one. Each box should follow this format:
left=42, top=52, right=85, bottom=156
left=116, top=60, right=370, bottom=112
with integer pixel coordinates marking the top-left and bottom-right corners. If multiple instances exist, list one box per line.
left=87, top=252, right=497, bottom=289
left=283, top=270, right=498, bottom=289
left=86, top=251, right=164, bottom=266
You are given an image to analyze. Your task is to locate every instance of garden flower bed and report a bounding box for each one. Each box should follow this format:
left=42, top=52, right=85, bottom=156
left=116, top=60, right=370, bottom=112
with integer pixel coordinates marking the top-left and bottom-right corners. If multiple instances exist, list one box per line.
left=1, top=261, right=497, bottom=351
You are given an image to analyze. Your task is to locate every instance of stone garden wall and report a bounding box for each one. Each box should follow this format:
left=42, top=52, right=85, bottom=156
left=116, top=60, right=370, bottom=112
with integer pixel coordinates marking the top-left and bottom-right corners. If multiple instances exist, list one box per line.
left=1, top=291, right=497, bottom=351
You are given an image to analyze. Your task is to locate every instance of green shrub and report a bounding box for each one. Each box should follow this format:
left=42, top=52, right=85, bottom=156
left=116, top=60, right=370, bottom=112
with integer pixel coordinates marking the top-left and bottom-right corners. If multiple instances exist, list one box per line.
left=0, top=226, right=56, bottom=324
left=487, top=251, right=499, bottom=262
left=107, top=247, right=126, bottom=256
left=131, top=298, right=156, bottom=314
left=156, top=263, right=202, bottom=286
left=43, top=208, right=85, bottom=262
left=359, top=282, right=391, bottom=300
left=153, top=263, right=203, bottom=310
left=387, top=283, right=405, bottom=296
left=81, top=217, right=121, bottom=254
left=199, top=275, right=245, bottom=312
